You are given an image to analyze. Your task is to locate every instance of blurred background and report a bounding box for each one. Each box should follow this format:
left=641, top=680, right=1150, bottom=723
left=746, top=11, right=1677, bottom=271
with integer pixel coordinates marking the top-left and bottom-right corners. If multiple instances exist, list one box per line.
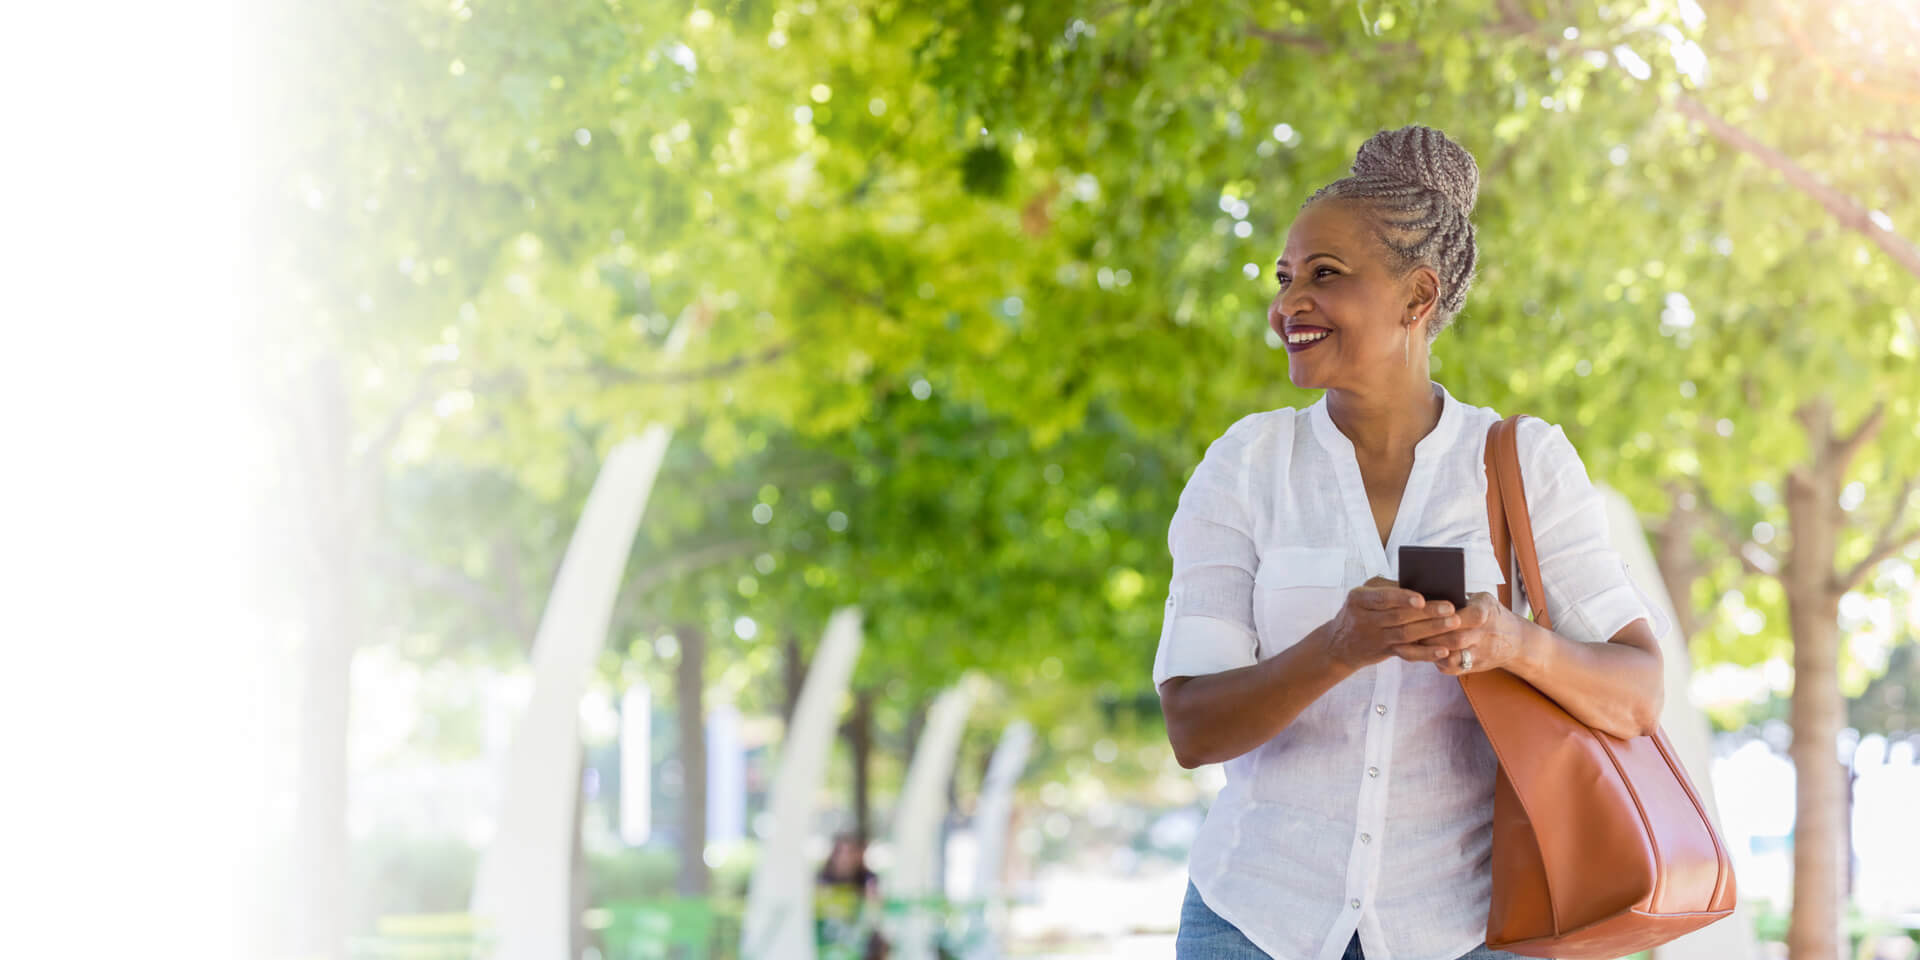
left=9, top=1, right=1917, bottom=959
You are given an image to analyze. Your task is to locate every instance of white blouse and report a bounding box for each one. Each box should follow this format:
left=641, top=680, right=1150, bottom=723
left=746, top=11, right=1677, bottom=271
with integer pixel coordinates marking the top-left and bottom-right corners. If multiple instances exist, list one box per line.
left=1153, top=380, right=1670, bottom=960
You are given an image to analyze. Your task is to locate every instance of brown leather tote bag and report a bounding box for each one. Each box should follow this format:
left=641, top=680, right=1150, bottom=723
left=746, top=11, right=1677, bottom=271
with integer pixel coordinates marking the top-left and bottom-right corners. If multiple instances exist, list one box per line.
left=1466, top=415, right=1737, bottom=959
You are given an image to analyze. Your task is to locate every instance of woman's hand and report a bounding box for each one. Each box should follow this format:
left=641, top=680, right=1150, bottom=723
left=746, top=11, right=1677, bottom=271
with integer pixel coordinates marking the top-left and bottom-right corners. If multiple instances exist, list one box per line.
left=1404, top=591, right=1528, bottom=674
left=1324, top=576, right=1462, bottom=670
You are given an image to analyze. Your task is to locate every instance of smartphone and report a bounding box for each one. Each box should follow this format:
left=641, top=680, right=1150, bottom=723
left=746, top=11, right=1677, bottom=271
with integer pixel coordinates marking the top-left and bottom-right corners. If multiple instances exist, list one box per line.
left=1398, top=545, right=1467, bottom=611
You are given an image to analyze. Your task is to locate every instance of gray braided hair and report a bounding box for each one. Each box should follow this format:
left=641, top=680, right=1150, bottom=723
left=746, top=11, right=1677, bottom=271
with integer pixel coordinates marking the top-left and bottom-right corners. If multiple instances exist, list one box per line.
left=1304, top=125, right=1480, bottom=342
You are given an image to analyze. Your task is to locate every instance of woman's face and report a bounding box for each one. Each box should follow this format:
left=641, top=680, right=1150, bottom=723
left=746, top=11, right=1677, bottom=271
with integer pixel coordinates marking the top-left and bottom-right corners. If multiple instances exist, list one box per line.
left=1268, top=199, right=1429, bottom=391
left=830, top=840, right=859, bottom=871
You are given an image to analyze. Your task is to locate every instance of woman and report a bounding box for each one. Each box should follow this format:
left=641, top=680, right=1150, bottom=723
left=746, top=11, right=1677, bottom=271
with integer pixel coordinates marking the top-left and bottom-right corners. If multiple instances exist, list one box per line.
left=1153, top=125, right=1673, bottom=960
left=816, top=832, right=889, bottom=960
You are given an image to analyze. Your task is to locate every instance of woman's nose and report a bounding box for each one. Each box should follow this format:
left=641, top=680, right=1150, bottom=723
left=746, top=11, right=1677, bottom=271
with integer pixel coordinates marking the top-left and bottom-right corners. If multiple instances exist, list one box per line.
left=1274, top=286, right=1310, bottom=323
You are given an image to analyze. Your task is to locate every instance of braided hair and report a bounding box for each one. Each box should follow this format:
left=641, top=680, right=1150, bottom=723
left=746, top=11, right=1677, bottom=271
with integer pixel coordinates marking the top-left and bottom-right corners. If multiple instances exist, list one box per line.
left=1304, top=125, right=1480, bottom=342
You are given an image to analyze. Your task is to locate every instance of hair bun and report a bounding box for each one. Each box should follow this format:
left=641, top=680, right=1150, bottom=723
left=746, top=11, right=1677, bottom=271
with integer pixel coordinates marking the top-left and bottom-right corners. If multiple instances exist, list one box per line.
left=1350, top=125, right=1479, bottom=216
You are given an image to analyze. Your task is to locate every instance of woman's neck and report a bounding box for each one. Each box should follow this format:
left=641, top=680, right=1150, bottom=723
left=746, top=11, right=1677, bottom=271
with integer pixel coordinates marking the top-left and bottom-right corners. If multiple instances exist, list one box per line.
left=1325, top=379, right=1443, bottom=461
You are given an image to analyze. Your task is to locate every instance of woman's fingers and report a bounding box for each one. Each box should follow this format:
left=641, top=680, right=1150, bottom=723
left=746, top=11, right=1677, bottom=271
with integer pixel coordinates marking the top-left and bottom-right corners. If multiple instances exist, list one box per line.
left=1399, top=617, right=1483, bottom=654
left=1388, top=641, right=1460, bottom=663
left=1385, top=592, right=1501, bottom=666
left=1358, top=585, right=1427, bottom=611
left=1390, top=610, right=1463, bottom=641
left=1376, top=599, right=1455, bottom=624
left=1412, top=632, right=1472, bottom=653
left=1452, top=600, right=1493, bottom=629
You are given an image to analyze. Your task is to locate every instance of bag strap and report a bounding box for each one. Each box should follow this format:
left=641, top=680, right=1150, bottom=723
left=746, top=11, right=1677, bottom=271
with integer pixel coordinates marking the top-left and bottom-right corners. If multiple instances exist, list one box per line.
left=1484, top=415, right=1553, bottom=631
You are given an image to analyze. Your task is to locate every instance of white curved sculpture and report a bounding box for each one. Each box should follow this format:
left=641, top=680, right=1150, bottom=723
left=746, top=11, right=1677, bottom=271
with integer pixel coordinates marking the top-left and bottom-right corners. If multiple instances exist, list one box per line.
left=742, top=608, right=866, bottom=960
left=1600, top=486, right=1758, bottom=960
left=619, top=685, right=652, bottom=846
left=888, top=675, right=983, bottom=960
left=469, top=321, right=692, bottom=960
left=966, top=719, right=1032, bottom=960
left=708, top=702, right=746, bottom=846
left=468, top=429, right=673, bottom=960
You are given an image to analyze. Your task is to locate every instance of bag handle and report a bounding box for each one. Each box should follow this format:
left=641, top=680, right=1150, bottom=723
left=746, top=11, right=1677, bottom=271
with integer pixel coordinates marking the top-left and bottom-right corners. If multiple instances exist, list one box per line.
left=1484, top=415, right=1553, bottom=631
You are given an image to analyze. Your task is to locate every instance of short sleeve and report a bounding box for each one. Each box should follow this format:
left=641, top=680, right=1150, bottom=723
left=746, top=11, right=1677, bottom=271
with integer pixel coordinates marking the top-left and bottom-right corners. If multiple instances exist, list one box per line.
left=1515, top=418, right=1674, bottom=645
left=1152, top=414, right=1266, bottom=688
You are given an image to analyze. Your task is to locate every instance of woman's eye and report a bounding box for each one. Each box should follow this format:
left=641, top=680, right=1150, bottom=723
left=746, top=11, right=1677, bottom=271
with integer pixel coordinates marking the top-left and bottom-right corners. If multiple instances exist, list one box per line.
left=1315, top=267, right=1339, bottom=279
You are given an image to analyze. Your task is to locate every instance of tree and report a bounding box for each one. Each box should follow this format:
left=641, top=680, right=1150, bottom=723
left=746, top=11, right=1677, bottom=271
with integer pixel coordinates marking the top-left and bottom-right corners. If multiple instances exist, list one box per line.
left=272, top=4, right=1920, bottom=958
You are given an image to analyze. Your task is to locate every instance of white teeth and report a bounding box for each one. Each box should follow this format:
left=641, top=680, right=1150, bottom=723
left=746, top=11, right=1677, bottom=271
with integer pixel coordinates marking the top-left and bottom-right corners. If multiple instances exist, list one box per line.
left=1288, top=331, right=1329, bottom=344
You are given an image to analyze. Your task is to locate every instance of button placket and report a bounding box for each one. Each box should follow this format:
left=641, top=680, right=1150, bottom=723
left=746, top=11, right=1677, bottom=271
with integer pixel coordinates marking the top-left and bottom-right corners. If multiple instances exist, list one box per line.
left=1348, top=659, right=1397, bottom=932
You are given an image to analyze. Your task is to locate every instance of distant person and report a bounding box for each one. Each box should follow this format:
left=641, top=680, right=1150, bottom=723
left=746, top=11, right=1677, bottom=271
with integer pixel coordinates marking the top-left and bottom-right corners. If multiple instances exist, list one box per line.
left=816, top=832, right=889, bottom=960
left=1153, top=125, right=1671, bottom=960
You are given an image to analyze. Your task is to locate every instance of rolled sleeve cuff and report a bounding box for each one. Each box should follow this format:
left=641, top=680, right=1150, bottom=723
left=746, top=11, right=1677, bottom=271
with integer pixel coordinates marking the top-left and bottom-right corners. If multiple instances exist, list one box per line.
left=1152, top=615, right=1259, bottom=688
left=1563, top=579, right=1672, bottom=646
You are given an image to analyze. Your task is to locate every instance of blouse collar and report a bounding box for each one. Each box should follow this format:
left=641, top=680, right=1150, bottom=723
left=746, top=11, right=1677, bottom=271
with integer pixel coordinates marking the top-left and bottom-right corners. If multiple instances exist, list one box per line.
left=1308, top=380, right=1463, bottom=461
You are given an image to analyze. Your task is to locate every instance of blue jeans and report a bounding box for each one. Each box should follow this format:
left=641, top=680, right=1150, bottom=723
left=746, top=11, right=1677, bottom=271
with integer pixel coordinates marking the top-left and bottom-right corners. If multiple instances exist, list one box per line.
left=1176, top=880, right=1529, bottom=960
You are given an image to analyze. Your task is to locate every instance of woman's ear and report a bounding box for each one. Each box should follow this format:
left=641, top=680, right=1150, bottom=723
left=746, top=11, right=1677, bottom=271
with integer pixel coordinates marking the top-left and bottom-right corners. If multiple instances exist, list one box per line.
left=1406, top=265, right=1440, bottom=319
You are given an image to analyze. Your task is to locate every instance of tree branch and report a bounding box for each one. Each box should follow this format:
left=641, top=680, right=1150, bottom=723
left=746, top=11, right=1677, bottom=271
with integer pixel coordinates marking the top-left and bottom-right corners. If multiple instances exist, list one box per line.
left=1693, top=478, right=1781, bottom=577
left=607, top=538, right=766, bottom=642
left=702, top=460, right=854, bottom=506
left=626, top=538, right=765, bottom=595
left=375, top=547, right=532, bottom=638
left=494, top=538, right=534, bottom=651
left=1246, top=25, right=1327, bottom=53
left=802, top=262, right=896, bottom=316
left=1492, top=0, right=1533, bottom=32
left=1674, top=95, right=1920, bottom=280
left=595, top=343, right=793, bottom=386
left=1833, top=400, right=1887, bottom=472
left=1839, top=477, right=1920, bottom=591
left=1867, top=129, right=1920, bottom=150
left=357, top=367, right=447, bottom=473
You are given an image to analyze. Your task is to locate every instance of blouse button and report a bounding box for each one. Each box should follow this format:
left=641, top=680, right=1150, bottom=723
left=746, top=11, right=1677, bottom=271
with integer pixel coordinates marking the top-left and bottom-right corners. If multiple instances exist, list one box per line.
left=1375, top=704, right=1387, bottom=716
left=1367, top=766, right=1380, bottom=778
left=1351, top=899, right=1362, bottom=910
left=1360, top=833, right=1372, bottom=844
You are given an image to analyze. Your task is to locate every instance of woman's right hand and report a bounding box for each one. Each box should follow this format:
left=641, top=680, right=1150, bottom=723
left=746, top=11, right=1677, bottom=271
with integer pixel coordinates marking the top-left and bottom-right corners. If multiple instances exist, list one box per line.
left=1323, top=576, right=1460, bottom=670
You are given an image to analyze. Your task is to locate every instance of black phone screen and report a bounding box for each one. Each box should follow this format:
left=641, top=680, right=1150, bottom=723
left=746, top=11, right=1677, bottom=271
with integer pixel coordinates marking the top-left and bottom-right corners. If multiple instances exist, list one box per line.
left=1398, top=545, right=1467, bottom=610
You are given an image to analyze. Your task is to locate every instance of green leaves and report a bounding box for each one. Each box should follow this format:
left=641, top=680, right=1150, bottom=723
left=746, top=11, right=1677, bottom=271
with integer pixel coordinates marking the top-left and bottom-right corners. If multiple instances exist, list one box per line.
left=279, top=0, right=1920, bottom=767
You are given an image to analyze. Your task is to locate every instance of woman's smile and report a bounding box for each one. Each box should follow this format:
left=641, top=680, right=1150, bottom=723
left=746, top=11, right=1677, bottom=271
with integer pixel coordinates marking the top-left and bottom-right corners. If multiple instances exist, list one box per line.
left=1283, top=325, right=1332, bottom=353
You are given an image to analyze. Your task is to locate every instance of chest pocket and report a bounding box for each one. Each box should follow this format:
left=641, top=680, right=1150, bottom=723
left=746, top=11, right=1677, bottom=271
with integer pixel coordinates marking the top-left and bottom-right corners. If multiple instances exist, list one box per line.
left=1253, top=546, right=1347, bottom=660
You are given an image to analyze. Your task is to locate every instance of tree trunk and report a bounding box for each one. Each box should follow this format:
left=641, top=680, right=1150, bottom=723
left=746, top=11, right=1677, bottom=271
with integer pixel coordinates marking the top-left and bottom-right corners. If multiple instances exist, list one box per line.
left=850, top=689, right=874, bottom=844
left=1652, top=481, right=1705, bottom=646
left=1783, top=401, right=1847, bottom=960
left=282, top=352, right=354, bottom=960
left=676, top=624, right=709, bottom=897
left=288, top=593, right=353, bottom=960
left=1784, top=581, right=1846, bottom=960
left=783, top=631, right=806, bottom=728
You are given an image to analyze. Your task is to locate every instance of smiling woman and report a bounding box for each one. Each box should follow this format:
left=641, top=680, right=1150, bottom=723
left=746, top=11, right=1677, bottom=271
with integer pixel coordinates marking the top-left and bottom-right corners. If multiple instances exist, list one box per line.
left=1154, top=125, right=1670, bottom=960
left=1269, top=126, right=1480, bottom=387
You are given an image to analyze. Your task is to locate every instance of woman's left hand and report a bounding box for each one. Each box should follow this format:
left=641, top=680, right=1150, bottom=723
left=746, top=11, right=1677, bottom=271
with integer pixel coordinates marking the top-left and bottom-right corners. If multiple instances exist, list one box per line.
left=1403, top=591, right=1528, bottom=675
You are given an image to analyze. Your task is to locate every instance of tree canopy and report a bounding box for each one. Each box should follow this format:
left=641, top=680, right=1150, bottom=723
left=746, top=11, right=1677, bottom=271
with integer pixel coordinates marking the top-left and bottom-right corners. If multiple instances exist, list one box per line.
left=267, top=0, right=1920, bottom=748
